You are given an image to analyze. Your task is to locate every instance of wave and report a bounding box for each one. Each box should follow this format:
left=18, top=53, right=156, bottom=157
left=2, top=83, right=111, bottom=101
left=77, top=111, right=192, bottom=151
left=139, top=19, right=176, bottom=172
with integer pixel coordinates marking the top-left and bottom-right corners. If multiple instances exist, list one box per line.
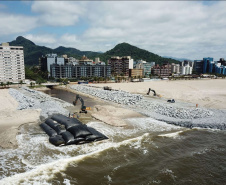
left=158, top=131, right=184, bottom=139
left=0, top=133, right=150, bottom=185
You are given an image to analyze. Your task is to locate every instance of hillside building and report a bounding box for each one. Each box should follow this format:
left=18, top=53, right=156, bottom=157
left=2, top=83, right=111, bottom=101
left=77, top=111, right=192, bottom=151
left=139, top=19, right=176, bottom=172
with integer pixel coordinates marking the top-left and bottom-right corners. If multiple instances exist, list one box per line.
left=0, top=42, right=25, bottom=83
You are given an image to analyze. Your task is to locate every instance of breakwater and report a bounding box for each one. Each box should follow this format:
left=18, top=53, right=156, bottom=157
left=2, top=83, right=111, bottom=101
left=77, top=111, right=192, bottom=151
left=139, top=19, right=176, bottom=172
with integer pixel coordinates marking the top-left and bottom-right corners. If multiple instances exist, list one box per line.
left=70, top=85, right=226, bottom=130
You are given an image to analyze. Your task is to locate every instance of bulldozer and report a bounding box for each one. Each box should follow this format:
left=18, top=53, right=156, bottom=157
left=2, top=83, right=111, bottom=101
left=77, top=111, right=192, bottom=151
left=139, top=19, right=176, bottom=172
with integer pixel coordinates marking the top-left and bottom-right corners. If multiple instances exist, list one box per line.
left=73, top=94, right=91, bottom=114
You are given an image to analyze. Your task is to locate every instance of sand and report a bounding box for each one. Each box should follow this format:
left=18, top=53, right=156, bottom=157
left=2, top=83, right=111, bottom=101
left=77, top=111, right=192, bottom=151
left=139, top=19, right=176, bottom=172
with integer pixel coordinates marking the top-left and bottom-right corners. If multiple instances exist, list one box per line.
left=92, top=105, right=144, bottom=127
left=88, top=79, right=226, bottom=109
left=0, top=89, right=41, bottom=149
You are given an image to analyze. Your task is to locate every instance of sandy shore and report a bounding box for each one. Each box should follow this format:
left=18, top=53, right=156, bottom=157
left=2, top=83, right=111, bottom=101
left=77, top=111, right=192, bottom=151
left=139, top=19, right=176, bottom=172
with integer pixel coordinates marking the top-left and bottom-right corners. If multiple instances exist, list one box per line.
left=88, top=79, right=226, bottom=109
left=1, top=78, right=225, bottom=149
left=0, top=89, right=41, bottom=149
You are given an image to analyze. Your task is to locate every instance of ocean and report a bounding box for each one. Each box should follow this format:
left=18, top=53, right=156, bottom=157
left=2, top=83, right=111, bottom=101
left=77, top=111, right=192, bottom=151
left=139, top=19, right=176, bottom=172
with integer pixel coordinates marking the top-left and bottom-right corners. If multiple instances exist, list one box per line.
left=0, top=89, right=225, bottom=185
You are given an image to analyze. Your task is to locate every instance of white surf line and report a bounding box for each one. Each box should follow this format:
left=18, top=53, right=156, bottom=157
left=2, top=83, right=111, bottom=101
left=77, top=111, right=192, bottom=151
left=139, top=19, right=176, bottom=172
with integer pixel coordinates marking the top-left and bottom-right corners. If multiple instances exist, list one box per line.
left=158, top=131, right=185, bottom=138
left=0, top=133, right=150, bottom=185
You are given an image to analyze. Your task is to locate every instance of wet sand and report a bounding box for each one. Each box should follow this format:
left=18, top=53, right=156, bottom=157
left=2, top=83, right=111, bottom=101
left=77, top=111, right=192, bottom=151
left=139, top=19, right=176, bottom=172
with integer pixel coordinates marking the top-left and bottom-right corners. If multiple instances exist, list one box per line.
left=42, top=86, right=145, bottom=126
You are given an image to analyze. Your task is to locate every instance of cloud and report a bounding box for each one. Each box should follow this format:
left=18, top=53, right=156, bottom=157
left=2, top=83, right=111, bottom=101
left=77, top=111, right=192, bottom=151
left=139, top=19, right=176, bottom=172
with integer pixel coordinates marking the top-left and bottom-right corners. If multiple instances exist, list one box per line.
left=23, top=33, right=80, bottom=49
left=0, top=13, right=38, bottom=35
left=3, top=1, right=226, bottom=60
left=31, top=1, right=86, bottom=26
left=80, top=1, right=226, bottom=59
left=24, top=34, right=57, bottom=45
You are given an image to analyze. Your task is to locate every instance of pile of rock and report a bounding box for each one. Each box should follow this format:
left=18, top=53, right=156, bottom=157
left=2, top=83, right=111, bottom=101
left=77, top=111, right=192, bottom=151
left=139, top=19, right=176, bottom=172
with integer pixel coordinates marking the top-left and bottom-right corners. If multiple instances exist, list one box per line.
left=135, top=100, right=213, bottom=119
left=71, top=85, right=143, bottom=105
left=9, top=88, right=71, bottom=119
left=71, top=85, right=213, bottom=120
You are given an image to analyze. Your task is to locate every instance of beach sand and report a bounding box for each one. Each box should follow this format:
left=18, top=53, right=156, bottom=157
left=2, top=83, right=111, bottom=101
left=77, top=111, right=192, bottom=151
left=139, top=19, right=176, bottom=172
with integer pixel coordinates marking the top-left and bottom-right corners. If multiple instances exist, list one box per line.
left=88, top=79, right=226, bottom=109
left=0, top=89, right=41, bottom=149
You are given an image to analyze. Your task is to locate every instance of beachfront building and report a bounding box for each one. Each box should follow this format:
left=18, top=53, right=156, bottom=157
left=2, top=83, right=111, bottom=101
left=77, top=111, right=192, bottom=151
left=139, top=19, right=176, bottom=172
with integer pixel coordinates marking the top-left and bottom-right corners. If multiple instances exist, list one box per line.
left=50, top=63, right=111, bottom=79
left=129, top=69, right=143, bottom=78
left=134, top=60, right=155, bottom=76
left=151, top=63, right=171, bottom=77
left=203, top=57, right=214, bottom=74
left=0, top=42, right=25, bottom=83
left=194, top=60, right=203, bottom=74
left=108, top=56, right=134, bottom=76
left=194, top=57, right=226, bottom=75
left=171, top=63, right=180, bottom=74
left=39, top=54, right=65, bottom=77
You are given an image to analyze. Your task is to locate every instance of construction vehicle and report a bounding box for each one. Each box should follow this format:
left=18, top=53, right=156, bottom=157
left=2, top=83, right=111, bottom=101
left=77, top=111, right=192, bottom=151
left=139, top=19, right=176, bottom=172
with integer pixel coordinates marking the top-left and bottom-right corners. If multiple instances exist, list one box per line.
left=147, top=88, right=156, bottom=96
left=167, top=99, right=175, bottom=103
left=73, top=94, right=90, bottom=114
left=103, top=86, right=112, bottom=91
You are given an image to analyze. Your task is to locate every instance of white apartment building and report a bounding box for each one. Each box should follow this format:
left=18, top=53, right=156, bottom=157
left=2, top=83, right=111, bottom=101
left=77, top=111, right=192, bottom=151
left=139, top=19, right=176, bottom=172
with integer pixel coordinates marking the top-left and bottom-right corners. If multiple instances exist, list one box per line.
left=171, top=63, right=180, bottom=74
left=0, top=43, right=25, bottom=83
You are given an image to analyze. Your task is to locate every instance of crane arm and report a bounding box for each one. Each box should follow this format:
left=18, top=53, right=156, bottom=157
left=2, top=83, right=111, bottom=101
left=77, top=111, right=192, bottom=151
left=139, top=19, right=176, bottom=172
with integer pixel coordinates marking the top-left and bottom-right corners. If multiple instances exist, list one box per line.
left=73, top=95, right=86, bottom=110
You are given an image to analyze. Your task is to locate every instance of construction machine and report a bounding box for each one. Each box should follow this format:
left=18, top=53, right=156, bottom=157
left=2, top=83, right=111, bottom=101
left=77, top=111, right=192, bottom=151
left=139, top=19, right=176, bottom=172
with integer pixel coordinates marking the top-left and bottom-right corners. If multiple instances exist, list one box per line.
left=73, top=94, right=90, bottom=114
left=103, top=86, right=112, bottom=91
left=147, top=88, right=156, bottom=96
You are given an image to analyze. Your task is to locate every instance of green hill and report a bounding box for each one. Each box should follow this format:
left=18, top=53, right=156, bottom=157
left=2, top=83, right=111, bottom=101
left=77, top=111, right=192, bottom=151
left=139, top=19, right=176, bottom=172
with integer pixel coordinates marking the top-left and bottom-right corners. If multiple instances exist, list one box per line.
left=98, top=42, right=179, bottom=65
left=9, top=36, right=52, bottom=66
left=8, top=36, right=100, bottom=66
left=7, top=36, right=179, bottom=66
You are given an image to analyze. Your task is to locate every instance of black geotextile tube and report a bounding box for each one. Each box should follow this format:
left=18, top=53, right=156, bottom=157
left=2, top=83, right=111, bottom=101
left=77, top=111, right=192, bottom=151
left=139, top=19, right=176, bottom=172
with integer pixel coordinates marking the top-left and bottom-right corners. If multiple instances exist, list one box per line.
left=45, top=118, right=66, bottom=135
left=86, top=127, right=109, bottom=142
left=49, top=135, right=65, bottom=146
left=68, top=124, right=92, bottom=138
left=51, top=114, right=82, bottom=129
left=61, top=131, right=76, bottom=145
left=40, top=123, right=57, bottom=137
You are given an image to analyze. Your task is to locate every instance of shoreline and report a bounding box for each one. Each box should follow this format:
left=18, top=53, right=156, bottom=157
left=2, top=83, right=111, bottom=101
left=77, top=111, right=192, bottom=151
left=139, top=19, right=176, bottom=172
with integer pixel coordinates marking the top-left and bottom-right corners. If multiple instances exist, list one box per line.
left=0, top=89, right=41, bottom=149
left=86, top=79, right=226, bottom=110
left=1, top=78, right=226, bottom=148
left=69, top=82, right=226, bottom=130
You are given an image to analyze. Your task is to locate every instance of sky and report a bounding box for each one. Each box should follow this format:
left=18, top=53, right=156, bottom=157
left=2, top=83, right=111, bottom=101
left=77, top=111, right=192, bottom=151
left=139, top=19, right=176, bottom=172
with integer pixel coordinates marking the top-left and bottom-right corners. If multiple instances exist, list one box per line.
left=0, top=1, right=226, bottom=60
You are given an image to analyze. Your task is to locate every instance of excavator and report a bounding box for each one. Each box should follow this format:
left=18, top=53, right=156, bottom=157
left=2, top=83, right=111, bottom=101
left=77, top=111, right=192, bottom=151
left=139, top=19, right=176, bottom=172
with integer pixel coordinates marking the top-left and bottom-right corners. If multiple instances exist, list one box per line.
left=73, top=94, right=90, bottom=114
left=147, top=88, right=156, bottom=96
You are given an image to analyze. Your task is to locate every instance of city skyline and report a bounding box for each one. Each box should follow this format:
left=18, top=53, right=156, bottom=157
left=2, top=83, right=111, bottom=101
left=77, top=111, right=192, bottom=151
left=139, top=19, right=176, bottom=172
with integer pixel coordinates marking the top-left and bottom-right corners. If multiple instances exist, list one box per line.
left=1, top=1, right=226, bottom=60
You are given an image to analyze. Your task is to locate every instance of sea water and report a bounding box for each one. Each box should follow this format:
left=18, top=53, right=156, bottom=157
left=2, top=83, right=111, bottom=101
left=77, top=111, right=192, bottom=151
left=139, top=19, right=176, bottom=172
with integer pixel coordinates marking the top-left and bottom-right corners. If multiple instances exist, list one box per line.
left=0, top=89, right=225, bottom=185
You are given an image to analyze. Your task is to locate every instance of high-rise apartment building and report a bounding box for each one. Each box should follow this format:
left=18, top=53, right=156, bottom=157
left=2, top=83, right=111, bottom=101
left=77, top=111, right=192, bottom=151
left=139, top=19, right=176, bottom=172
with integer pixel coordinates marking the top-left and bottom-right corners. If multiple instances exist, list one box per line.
left=108, top=56, right=134, bottom=76
left=50, top=63, right=111, bottom=79
left=194, top=60, right=203, bottom=74
left=203, top=57, right=213, bottom=73
left=0, top=43, right=25, bottom=83
left=39, top=54, right=65, bottom=77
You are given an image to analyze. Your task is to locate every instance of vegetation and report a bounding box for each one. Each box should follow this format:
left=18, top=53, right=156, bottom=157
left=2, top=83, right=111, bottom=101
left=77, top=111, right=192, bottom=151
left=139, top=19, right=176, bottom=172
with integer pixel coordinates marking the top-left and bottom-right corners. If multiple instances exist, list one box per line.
left=97, top=43, right=180, bottom=65
left=25, top=66, right=47, bottom=84
left=9, top=36, right=99, bottom=66
left=9, top=36, right=179, bottom=67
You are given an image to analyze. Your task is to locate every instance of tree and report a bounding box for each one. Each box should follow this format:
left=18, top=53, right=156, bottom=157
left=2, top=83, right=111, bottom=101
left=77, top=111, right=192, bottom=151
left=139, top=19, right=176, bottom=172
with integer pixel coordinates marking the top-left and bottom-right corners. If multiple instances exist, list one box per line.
left=0, top=82, right=3, bottom=89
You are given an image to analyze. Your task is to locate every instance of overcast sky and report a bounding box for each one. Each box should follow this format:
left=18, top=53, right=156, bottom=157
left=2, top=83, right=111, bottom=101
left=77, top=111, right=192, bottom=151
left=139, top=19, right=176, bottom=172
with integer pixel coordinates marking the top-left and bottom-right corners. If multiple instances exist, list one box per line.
left=0, top=1, right=226, bottom=60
